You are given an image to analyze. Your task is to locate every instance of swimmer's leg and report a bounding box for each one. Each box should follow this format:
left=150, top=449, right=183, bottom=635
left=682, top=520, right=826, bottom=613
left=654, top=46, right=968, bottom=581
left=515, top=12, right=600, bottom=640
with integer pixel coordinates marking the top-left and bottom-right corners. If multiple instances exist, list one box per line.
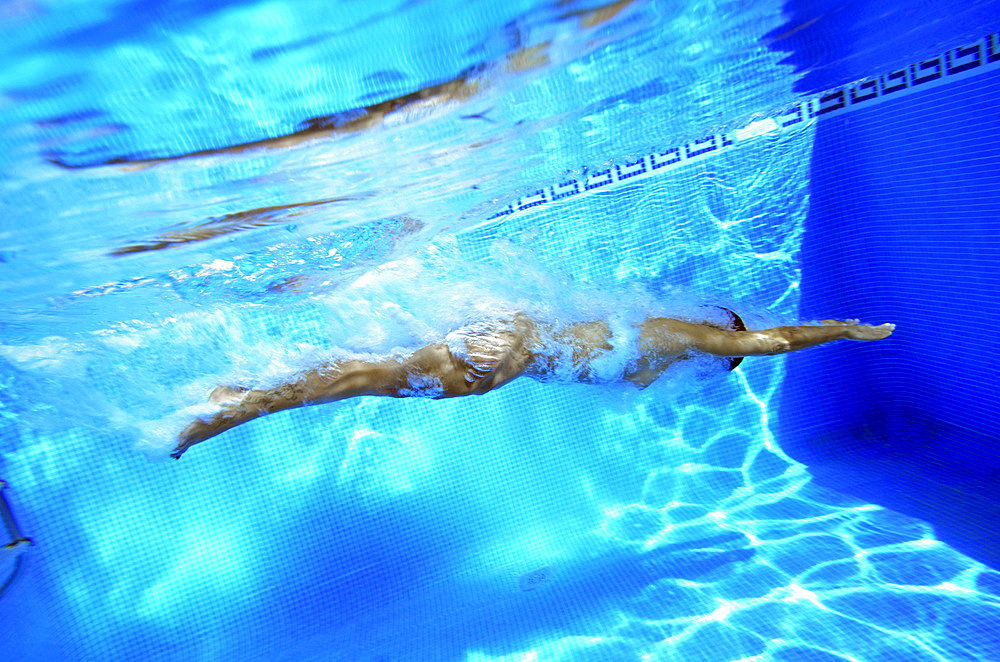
left=172, top=321, right=537, bottom=458
left=174, top=356, right=415, bottom=458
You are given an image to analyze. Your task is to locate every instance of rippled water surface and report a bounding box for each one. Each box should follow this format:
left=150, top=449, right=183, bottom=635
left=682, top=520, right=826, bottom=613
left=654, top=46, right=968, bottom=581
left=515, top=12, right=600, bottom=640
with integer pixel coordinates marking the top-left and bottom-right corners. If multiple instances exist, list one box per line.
left=2, top=1, right=1000, bottom=661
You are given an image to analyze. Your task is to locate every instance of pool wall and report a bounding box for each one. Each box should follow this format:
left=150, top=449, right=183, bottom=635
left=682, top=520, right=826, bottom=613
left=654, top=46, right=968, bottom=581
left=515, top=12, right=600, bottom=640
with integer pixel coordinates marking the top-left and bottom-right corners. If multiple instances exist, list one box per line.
left=469, top=24, right=1000, bottom=580
left=4, top=6, right=1000, bottom=661
left=778, top=63, right=1000, bottom=568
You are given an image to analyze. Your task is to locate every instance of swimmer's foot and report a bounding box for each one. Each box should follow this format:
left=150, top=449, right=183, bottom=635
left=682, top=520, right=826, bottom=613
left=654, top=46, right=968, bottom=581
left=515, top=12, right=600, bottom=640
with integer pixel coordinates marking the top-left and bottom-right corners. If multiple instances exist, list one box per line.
left=820, top=319, right=896, bottom=341
left=171, top=386, right=256, bottom=459
left=173, top=414, right=236, bottom=459
left=172, top=420, right=211, bottom=459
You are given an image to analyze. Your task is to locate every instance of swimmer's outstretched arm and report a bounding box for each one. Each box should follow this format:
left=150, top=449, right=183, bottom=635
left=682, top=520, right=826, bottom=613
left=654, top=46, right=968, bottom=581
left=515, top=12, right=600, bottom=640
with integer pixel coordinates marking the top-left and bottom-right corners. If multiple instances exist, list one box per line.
left=625, top=318, right=894, bottom=387
left=646, top=318, right=895, bottom=358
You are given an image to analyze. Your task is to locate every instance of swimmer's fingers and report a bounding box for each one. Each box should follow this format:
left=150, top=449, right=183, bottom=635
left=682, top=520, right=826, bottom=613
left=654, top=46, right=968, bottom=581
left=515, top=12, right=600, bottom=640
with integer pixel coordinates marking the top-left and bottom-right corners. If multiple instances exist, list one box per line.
left=844, top=322, right=896, bottom=341
left=818, top=319, right=894, bottom=340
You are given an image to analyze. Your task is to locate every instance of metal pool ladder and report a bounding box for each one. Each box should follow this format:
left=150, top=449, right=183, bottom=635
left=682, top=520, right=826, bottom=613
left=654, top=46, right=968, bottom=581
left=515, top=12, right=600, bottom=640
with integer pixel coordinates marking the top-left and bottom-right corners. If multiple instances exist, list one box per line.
left=0, top=479, right=32, bottom=599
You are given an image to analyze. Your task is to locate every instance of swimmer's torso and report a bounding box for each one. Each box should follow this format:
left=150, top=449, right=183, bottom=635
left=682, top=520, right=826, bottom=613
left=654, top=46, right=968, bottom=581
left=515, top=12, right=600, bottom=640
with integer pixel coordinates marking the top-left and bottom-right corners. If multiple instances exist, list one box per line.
left=446, top=315, right=723, bottom=392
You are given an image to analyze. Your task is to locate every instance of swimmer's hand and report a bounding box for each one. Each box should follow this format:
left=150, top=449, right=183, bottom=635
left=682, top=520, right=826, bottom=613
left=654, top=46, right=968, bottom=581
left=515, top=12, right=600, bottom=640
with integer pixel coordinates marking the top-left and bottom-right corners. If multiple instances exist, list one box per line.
left=819, top=319, right=895, bottom=341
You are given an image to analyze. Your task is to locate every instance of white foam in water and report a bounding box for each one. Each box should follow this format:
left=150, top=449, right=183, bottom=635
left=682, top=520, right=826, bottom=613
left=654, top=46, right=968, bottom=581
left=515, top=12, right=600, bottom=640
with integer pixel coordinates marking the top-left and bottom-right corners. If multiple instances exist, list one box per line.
left=4, top=2, right=1000, bottom=661
left=1, top=226, right=762, bottom=467
left=0, top=234, right=680, bottom=461
left=734, top=118, right=779, bottom=142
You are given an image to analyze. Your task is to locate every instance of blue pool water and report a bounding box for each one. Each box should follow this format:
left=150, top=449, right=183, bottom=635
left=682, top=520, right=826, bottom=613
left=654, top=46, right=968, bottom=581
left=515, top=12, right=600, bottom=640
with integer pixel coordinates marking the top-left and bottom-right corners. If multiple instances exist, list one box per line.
left=2, top=1, right=1000, bottom=660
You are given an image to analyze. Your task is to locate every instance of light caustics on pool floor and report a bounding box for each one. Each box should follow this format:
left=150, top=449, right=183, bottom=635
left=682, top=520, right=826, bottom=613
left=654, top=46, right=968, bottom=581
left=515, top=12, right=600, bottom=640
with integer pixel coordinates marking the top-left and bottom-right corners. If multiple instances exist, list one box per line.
left=452, top=34, right=1000, bottom=662
left=5, top=106, right=1000, bottom=662
left=465, top=367, right=1000, bottom=662
left=2, top=18, right=1000, bottom=662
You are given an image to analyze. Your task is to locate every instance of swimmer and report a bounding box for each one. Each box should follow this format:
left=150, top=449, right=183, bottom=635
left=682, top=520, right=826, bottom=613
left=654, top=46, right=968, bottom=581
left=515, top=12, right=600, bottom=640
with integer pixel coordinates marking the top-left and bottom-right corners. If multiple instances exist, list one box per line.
left=171, top=314, right=894, bottom=458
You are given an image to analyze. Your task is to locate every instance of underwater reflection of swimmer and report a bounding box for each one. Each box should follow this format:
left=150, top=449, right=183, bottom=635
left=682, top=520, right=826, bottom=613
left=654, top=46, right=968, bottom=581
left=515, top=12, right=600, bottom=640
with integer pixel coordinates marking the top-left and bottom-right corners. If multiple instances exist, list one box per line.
left=109, top=197, right=363, bottom=256
left=170, top=313, right=894, bottom=458
left=47, top=0, right=638, bottom=169
left=107, top=197, right=423, bottom=258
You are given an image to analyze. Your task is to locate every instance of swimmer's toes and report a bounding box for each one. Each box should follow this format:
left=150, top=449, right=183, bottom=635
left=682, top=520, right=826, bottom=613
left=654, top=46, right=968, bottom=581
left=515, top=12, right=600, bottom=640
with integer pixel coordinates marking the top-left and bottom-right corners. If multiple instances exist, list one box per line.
left=173, top=420, right=208, bottom=459
left=171, top=435, right=191, bottom=459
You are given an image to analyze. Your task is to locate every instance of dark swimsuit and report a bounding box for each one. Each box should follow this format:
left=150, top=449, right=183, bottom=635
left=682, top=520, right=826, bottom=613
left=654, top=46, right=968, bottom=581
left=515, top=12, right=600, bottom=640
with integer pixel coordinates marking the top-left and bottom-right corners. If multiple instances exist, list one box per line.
left=716, top=307, right=746, bottom=371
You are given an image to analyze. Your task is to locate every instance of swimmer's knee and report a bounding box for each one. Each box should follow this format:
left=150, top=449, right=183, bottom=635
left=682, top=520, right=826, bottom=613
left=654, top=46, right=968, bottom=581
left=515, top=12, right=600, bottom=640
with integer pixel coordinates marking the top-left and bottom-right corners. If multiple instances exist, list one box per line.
left=405, top=344, right=482, bottom=397
left=208, top=385, right=249, bottom=405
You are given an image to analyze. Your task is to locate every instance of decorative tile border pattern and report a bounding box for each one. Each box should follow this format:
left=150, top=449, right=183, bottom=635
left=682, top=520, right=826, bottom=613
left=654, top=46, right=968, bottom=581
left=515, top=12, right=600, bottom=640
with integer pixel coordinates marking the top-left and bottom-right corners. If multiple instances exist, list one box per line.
left=483, top=33, right=1000, bottom=222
